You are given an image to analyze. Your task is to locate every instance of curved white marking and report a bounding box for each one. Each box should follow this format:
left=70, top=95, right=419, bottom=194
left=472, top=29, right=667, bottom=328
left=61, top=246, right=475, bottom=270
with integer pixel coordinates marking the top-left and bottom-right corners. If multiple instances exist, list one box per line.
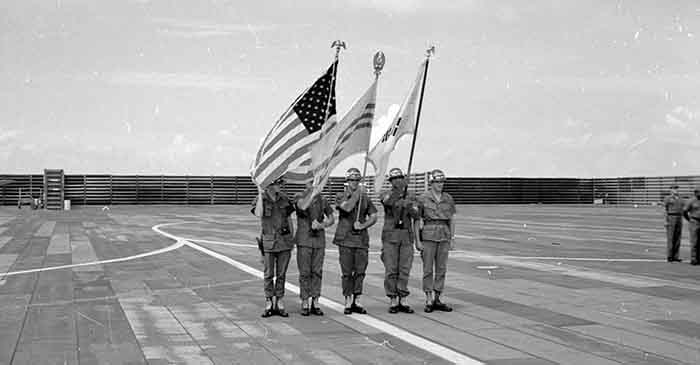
left=155, top=224, right=482, bottom=365
left=0, top=223, right=185, bottom=278
left=186, top=238, right=257, bottom=248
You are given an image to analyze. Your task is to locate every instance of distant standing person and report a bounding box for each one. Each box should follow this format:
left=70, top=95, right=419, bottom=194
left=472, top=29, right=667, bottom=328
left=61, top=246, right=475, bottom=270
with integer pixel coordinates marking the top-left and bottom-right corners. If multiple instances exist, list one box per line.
left=251, top=177, right=295, bottom=317
left=294, top=182, right=335, bottom=316
left=683, top=188, right=700, bottom=265
left=664, top=185, right=683, bottom=262
left=333, top=168, right=378, bottom=314
left=415, top=169, right=456, bottom=312
left=379, top=168, right=420, bottom=314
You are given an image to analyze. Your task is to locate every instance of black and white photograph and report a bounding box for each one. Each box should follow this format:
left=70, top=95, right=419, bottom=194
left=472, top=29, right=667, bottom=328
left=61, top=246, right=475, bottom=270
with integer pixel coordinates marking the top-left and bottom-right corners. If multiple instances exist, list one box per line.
left=1, top=1, right=700, bottom=364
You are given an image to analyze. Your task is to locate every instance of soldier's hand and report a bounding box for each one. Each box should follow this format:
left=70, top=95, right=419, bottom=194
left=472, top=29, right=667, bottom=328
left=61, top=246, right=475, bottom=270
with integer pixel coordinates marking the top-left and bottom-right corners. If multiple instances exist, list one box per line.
left=415, top=240, right=423, bottom=252
left=449, top=238, right=455, bottom=251
left=394, top=198, right=406, bottom=209
left=311, top=220, right=323, bottom=230
left=353, top=221, right=363, bottom=231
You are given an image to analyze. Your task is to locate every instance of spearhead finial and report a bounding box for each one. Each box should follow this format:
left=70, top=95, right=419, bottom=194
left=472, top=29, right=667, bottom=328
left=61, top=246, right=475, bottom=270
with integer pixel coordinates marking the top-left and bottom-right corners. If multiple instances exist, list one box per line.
left=331, top=40, right=347, bottom=60
left=331, top=40, right=347, bottom=51
left=373, top=50, right=385, bottom=76
left=426, top=45, right=436, bottom=58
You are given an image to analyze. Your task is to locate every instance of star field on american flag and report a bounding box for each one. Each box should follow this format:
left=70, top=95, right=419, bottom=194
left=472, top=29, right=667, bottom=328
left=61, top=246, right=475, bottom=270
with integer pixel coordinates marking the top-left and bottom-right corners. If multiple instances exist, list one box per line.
left=293, top=65, right=337, bottom=133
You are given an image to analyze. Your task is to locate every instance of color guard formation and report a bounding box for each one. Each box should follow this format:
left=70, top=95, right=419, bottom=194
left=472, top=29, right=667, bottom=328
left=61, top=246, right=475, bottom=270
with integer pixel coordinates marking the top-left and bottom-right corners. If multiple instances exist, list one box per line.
left=251, top=168, right=456, bottom=317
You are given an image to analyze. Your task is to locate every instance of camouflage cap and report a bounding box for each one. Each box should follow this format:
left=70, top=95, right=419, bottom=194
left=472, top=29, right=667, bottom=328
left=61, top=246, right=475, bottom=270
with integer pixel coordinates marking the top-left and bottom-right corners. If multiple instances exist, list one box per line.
left=388, top=167, right=405, bottom=180
left=429, top=169, right=446, bottom=183
left=345, top=167, right=362, bottom=181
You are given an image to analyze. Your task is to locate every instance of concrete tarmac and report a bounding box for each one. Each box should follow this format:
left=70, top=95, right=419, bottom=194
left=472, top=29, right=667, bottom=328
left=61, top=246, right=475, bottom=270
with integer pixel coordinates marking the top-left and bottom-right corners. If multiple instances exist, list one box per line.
left=0, top=204, right=698, bottom=364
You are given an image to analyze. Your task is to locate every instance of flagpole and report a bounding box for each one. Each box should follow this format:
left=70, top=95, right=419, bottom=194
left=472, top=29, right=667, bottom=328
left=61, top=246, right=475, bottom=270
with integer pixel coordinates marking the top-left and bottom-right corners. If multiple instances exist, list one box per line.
left=306, top=39, right=344, bottom=197
left=356, top=51, right=385, bottom=223
left=323, top=40, right=345, bottom=124
left=405, top=45, right=435, bottom=190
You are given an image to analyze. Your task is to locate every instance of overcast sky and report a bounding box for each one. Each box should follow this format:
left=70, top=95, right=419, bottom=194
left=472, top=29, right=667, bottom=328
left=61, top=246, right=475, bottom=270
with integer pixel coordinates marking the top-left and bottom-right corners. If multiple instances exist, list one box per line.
left=1, top=0, right=699, bottom=177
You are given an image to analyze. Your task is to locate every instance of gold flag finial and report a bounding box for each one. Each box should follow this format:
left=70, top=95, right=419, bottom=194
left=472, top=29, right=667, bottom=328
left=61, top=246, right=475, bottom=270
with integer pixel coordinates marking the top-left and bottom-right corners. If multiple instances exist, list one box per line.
left=426, top=45, right=436, bottom=58
left=373, top=51, right=385, bottom=77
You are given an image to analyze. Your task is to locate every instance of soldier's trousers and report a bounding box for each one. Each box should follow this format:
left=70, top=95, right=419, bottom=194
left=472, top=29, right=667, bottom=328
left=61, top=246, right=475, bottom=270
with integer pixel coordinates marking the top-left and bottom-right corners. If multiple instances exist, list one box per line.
left=264, top=250, right=291, bottom=298
left=297, top=246, right=324, bottom=300
left=421, top=240, right=449, bottom=293
left=689, top=220, right=700, bottom=264
left=666, top=215, right=682, bottom=260
left=381, top=237, right=414, bottom=298
left=339, top=246, right=368, bottom=297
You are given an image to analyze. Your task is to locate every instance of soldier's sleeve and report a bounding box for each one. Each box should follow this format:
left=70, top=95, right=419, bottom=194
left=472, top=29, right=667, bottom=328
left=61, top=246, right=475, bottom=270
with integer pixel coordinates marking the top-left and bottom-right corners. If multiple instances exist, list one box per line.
left=417, top=194, right=426, bottom=217
left=250, top=195, right=258, bottom=215
left=285, top=196, right=295, bottom=216
left=683, top=199, right=692, bottom=218
left=406, top=192, right=420, bottom=219
left=335, top=192, right=345, bottom=211
left=446, top=193, right=457, bottom=216
left=322, top=197, right=334, bottom=217
left=366, top=194, right=378, bottom=215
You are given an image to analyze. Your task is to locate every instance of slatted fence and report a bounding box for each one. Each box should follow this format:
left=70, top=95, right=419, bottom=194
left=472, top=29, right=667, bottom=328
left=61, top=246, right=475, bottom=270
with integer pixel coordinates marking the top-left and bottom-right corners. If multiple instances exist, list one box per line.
left=444, top=177, right=593, bottom=204
left=3, top=172, right=696, bottom=206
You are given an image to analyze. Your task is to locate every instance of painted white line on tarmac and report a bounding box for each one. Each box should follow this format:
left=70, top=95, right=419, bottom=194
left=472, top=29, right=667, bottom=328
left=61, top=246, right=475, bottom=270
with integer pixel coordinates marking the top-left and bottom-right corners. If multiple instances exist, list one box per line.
left=0, top=223, right=185, bottom=278
left=156, top=225, right=482, bottom=365
left=485, top=256, right=665, bottom=262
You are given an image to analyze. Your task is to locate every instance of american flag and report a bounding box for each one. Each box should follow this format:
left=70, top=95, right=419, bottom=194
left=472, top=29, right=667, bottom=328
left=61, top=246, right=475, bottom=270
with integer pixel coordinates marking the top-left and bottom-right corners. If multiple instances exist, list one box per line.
left=251, top=61, right=337, bottom=188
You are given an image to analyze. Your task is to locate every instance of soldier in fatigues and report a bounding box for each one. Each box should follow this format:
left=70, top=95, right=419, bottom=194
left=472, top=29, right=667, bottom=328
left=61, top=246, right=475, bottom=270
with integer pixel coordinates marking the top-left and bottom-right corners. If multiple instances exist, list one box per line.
left=683, top=188, right=700, bottom=266
left=294, top=182, right=335, bottom=316
left=415, top=169, right=456, bottom=312
left=379, top=168, right=420, bottom=314
left=251, top=177, right=295, bottom=317
left=333, top=168, right=378, bottom=315
left=664, top=185, right=683, bottom=262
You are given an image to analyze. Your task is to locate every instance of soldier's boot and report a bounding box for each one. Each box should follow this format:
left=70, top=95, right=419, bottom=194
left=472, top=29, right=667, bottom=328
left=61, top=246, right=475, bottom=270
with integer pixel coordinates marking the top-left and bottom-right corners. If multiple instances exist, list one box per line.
left=351, top=294, right=367, bottom=314
left=398, top=297, right=414, bottom=313
left=388, top=296, right=400, bottom=314
left=261, top=297, right=274, bottom=318
left=344, top=296, right=353, bottom=315
left=310, top=297, right=324, bottom=316
left=275, top=297, right=289, bottom=317
left=433, top=291, right=453, bottom=312
left=424, top=292, right=434, bottom=313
